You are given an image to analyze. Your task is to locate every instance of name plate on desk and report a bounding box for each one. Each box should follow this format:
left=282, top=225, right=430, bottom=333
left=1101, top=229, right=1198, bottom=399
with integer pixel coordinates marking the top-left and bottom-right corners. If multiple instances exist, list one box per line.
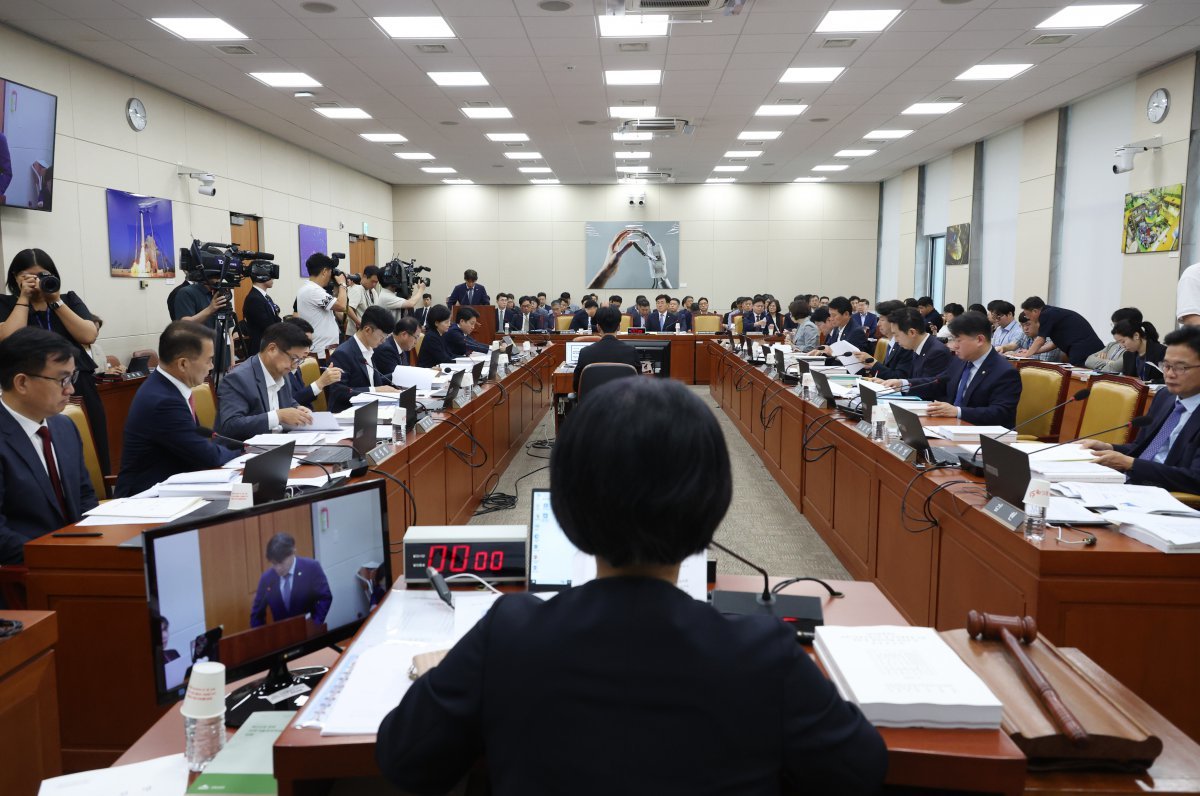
left=417, top=416, right=437, bottom=434
left=452, top=394, right=471, bottom=410
left=984, top=497, right=1026, bottom=530
left=885, top=440, right=915, bottom=462
left=856, top=420, right=874, bottom=436
left=367, top=442, right=394, bottom=466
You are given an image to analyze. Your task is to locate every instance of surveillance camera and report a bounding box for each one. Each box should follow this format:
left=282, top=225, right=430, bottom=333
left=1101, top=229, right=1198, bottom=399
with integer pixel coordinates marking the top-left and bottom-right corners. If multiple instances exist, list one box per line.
left=199, top=185, right=216, bottom=197
left=1113, top=148, right=1137, bottom=174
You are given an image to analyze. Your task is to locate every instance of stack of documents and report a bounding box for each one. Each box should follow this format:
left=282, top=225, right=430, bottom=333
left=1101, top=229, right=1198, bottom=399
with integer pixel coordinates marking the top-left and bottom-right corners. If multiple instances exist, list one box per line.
left=1030, top=461, right=1125, bottom=483
left=350, top=391, right=400, bottom=406
left=814, top=625, right=1003, bottom=729
left=1054, top=483, right=1200, bottom=516
left=926, top=426, right=1017, bottom=444
left=244, top=431, right=326, bottom=448
left=1102, top=511, right=1200, bottom=553
left=282, top=411, right=340, bottom=432
left=1012, top=441, right=1094, bottom=462
left=79, top=497, right=208, bottom=526
left=335, top=404, right=397, bottom=424
left=185, top=712, right=290, bottom=794
left=828, top=340, right=865, bottom=375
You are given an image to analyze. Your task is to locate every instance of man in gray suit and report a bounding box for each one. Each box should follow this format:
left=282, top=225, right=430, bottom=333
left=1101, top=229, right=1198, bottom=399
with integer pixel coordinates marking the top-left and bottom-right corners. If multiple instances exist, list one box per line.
left=216, top=322, right=315, bottom=440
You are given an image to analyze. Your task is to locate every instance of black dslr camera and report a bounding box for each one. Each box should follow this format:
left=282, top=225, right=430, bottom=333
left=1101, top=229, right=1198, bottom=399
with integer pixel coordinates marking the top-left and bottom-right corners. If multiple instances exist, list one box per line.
left=37, top=272, right=60, bottom=294
left=379, top=257, right=432, bottom=300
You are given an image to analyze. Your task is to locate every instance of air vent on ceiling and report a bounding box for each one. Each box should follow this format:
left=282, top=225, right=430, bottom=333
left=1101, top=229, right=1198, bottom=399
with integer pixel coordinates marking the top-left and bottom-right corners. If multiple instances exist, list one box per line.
left=935, top=96, right=963, bottom=103
left=538, top=0, right=574, bottom=10
left=728, top=158, right=747, bottom=163
left=464, top=100, right=493, bottom=107
left=743, top=140, right=765, bottom=146
left=619, top=42, right=650, bottom=52
left=639, top=171, right=675, bottom=183
left=214, top=44, right=255, bottom=55
left=504, top=142, right=525, bottom=148
left=821, top=38, right=857, bottom=48
left=625, top=0, right=729, bottom=9
left=1028, top=33, right=1073, bottom=46
left=620, top=99, right=647, bottom=106
left=416, top=44, right=449, bottom=53
left=775, top=98, right=804, bottom=105
left=312, top=101, right=340, bottom=108
left=617, top=117, right=694, bottom=135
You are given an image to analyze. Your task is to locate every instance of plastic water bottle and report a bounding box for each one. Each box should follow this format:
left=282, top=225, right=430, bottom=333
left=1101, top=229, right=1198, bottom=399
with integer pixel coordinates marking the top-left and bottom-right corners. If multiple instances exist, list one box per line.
left=184, top=715, right=226, bottom=772
left=675, top=322, right=681, bottom=334
left=392, top=408, right=407, bottom=445
left=1023, top=503, right=1047, bottom=543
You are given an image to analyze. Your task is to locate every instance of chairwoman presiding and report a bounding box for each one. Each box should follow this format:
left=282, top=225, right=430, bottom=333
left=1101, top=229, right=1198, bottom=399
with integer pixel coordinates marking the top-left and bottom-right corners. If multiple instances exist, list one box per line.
left=0, top=249, right=111, bottom=472
left=376, top=378, right=886, bottom=796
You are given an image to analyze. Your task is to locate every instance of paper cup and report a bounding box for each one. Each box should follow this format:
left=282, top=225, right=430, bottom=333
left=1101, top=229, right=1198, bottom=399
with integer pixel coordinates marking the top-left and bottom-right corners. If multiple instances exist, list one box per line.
left=180, top=661, right=226, bottom=719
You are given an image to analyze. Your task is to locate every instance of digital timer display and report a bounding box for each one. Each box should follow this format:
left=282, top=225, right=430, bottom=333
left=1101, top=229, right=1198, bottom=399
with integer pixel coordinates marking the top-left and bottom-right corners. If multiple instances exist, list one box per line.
left=404, top=539, right=526, bottom=583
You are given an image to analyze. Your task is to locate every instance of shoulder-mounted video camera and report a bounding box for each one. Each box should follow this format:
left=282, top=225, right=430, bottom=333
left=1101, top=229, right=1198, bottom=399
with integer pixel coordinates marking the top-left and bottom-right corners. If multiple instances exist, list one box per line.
left=379, top=257, right=432, bottom=300
left=180, top=240, right=279, bottom=288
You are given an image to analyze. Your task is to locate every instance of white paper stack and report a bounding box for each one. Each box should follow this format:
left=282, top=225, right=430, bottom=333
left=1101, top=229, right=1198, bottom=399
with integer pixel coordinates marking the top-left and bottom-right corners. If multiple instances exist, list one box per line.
left=283, top=411, right=341, bottom=431
left=1030, top=461, right=1125, bottom=483
left=1102, top=511, right=1200, bottom=553
left=244, top=431, right=326, bottom=448
left=1054, top=483, right=1200, bottom=516
left=335, top=404, right=397, bottom=424
left=1011, top=442, right=1094, bottom=462
left=349, top=391, right=399, bottom=406
left=814, top=625, right=1002, bottom=729
left=926, top=426, right=1017, bottom=444
left=77, top=497, right=208, bottom=525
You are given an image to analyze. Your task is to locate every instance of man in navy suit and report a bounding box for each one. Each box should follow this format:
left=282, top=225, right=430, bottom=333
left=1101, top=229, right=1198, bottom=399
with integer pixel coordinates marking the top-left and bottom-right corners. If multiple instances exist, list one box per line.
left=326, top=306, right=399, bottom=413
left=645, top=294, right=677, bottom=333
left=668, top=298, right=692, bottom=332
left=241, top=274, right=283, bottom=358
left=572, top=307, right=642, bottom=394
left=512, top=296, right=544, bottom=333
left=496, top=294, right=521, bottom=332
left=853, top=297, right=879, bottom=338
left=446, top=269, right=489, bottom=308
left=1020, top=296, right=1105, bottom=367
left=374, top=317, right=423, bottom=374
left=445, top=307, right=490, bottom=355
left=281, top=317, right=343, bottom=409
left=569, top=299, right=600, bottom=332
left=807, top=296, right=871, bottom=356
left=249, top=533, right=332, bottom=628
left=923, top=311, right=1022, bottom=427
left=1082, top=326, right=1200, bottom=492
left=216, top=322, right=314, bottom=440
left=628, top=298, right=651, bottom=329
left=879, top=307, right=954, bottom=400
left=115, top=321, right=240, bottom=498
left=0, top=328, right=99, bottom=565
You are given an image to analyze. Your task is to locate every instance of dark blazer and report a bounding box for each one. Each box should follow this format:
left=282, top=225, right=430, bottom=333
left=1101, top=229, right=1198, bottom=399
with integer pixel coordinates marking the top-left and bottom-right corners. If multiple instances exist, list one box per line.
left=287, top=370, right=319, bottom=409
left=376, top=577, right=886, bottom=796
left=855, top=312, right=879, bottom=337
left=935, top=349, right=1022, bottom=427
left=628, top=311, right=649, bottom=329
left=445, top=324, right=489, bottom=356
left=827, top=322, right=871, bottom=354
left=241, top=287, right=281, bottom=357
left=115, top=371, right=239, bottom=498
left=1118, top=389, right=1200, bottom=493
left=413, top=305, right=432, bottom=330
left=572, top=335, right=642, bottom=393
left=645, top=310, right=677, bottom=333
left=675, top=308, right=694, bottom=332
left=922, top=310, right=943, bottom=333
left=869, top=340, right=914, bottom=380
left=447, top=283, right=489, bottom=308
left=417, top=328, right=455, bottom=369
left=327, top=337, right=381, bottom=414
left=742, top=310, right=769, bottom=332
left=511, top=311, right=545, bottom=333
left=498, top=307, right=521, bottom=332
left=906, top=335, right=954, bottom=400
left=1037, top=306, right=1105, bottom=367
left=373, top=335, right=417, bottom=376
left=0, top=407, right=98, bottom=565
left=1121, top=339, right=1167, bottom=384
left=568, top=309, right=595, bottom=332
left=249, top=556, right=332, bottom=628
left=215, top=357, right=299, bottom=440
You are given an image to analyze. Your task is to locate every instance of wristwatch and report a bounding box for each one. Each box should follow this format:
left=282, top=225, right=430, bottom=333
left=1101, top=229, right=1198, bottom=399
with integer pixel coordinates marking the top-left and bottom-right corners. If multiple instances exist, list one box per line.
left=47, top=301, right=62, bottom=311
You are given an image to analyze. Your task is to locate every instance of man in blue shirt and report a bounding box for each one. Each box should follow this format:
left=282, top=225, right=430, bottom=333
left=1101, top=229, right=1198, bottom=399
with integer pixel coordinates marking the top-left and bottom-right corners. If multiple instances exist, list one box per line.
left=987, top=300, right=1024, bottom=352
left=1019, top=296, right=1104, bottom=367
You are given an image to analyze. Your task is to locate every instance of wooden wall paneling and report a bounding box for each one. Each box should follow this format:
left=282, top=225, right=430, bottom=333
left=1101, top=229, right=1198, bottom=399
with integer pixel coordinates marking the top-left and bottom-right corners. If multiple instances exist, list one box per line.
left=409, top=427, right=449, bottom=528
left=778, top=402, right=805, bottom=508
left=0, top=646, right=60, bottom=795
left=668, top=338, right=695, bottom=383
left=830, top=430, right=875, bottom=576
left=934, top=519, right=1029, bottom=632
left=694, top=341, right=711, bottom=384
left=873, top=476, right=936, bottom=625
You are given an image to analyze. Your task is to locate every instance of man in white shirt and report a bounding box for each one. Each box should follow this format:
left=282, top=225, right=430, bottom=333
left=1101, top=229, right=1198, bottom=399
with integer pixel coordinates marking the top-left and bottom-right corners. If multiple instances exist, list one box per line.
left=345, top=265, right=381, bottom=336
left=216, top=322, right=314, bottom=440
left=1177, top=262, right=1200, bottom=326
left=297, top=253, right=348, bottom=352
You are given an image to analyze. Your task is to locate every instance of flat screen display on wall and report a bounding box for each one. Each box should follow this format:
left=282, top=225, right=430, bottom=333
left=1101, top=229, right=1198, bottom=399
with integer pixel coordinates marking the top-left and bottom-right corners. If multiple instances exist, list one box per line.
left=0, top=77, right=58, bottom=212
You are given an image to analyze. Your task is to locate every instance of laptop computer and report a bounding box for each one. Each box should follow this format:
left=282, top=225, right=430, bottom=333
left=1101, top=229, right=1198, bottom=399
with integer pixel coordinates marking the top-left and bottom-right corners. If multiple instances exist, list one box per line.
left=305, top=400, right=378, bottom=464
left=471, top=361, right=484, bottom=386
left=891, top=404, right=963, bottom=467
left=483, top=348, right=501, bottom=381
left=810, top=370, right=861, bottom=418
left=126, top=354, right=151, bottom=377
left=978, top=435, right=1031, bottom=506
left=241, top=440, right=295, bottom=503
left=399, top=386, right=418, bottom=431
left=565, top=341, right=593, bottom=366
left=527, top=488, right=578, bottom=593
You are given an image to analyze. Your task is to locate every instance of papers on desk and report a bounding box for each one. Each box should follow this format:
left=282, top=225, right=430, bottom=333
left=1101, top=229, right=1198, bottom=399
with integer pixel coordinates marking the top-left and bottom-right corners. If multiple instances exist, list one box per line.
left=350, top=391, right=399, bottom=406
left=1029, top=461, right=1125, bottom=484
left=38, top=753, right=189, bottom=795
left=391, top=366, right=436, bottom=391
left=1011, top=441, right=1094, bottom=462
left=222, top=452, right=303, bottom=470
left=283, top=411, right=341, bottom=432
left=814, top=626, right=1002, bottom=729
left=1053, top=482, right=1200, bottom=516
left=567, top=551, right=708, bottom=601
left=1045, top=497, right=1107, bottom=525
left=81, top=497, right=207, bottom=523
left=162, top=468, right=239, bottom=485
left=1102, top=511, right=1200, bottom=553
left=335, top=404, right=397, bottom=424
left=245, top=432, right=325, bottom=448
left=828, top=340, right=865, bottom=374
left=186, top=712, right=290, bottom=794
left=926, top=426, right=1017, bottom=444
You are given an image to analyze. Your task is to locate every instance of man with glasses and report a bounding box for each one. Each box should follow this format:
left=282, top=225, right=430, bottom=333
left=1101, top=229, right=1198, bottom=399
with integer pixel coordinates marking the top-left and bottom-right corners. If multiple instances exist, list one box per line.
left=280, top=317, right=343, bottom=409
left=216, top=322, right=315, bottom=440
left=327, top=306, right=399, bottom=413
left=1081, top=325, right=1200, bottom=493
left=0, top=328, right=98, bottom=565
left=115, top=321, right=240, bottom=498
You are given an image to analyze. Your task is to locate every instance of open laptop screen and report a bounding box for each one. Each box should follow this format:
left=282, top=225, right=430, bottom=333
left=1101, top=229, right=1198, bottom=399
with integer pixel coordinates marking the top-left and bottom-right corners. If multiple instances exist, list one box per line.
left=528, top=489, right=579, bottom=592
left=565, top=341, right=593, bottom=365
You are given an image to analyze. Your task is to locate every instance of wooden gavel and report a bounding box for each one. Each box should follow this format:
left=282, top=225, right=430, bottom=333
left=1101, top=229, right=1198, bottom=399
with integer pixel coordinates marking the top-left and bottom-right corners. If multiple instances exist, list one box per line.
left=967, top=610, right=1089, bottom=744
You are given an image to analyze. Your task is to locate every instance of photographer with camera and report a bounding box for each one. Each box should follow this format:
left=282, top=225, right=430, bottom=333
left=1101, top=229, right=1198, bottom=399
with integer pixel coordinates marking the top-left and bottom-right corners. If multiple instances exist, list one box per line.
left=298, top=253, right=348, bottom=353
left=0, top=248, right=111, bottom=472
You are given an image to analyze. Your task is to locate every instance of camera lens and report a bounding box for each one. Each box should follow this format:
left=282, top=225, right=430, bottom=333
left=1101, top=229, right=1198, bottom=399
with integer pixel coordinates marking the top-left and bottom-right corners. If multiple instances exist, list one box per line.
left=38, top=272, right=60, bottom=293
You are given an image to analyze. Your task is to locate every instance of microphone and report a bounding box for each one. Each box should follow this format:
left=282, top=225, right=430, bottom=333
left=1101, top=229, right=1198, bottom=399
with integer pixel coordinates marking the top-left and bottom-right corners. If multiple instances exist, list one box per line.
left=960, top=388, right=1092, bottom=475
left=361, top=357, right=396, bottom=388
left=1024, top=414, right=1154, bottom=457
left=708, top=540, right=840, bottom=632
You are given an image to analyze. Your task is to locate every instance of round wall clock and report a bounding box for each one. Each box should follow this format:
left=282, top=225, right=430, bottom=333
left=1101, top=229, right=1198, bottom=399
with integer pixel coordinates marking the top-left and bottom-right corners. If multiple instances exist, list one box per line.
left=126, top=97, right=148, bottom=131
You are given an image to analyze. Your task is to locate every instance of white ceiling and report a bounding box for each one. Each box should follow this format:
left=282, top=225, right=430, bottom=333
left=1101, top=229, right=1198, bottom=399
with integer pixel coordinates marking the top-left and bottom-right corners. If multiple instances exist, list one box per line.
left=3, top=0, right=1199, bottom=186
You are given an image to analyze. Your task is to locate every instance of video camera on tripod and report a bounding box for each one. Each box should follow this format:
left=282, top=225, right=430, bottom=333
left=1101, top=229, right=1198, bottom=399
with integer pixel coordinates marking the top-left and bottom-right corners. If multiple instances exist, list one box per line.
left=180, top=240, right=280, bottom=296
left=380, top=257, right=432, bottom=299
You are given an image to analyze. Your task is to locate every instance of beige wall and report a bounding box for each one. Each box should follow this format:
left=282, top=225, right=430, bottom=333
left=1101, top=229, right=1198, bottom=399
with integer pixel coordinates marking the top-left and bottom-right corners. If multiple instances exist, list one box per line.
left=897, top=167, right=920, bottom=296
left=392, top=182, right=879, bottom=309
left=0, top=24, right=394, bottom=362
left=944, top=145, right=976, bottom=305
left=1012, top=111, right=1060, bottom=302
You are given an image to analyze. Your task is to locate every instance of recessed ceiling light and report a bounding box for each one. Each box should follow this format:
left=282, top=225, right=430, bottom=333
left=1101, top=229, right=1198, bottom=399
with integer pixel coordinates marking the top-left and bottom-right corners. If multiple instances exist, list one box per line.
left=428, top=71, right=488, bottom=87
left=598, top=14, right=670, bottom=37
left=902, top=102, right=961, bottom=115
left=443, top=179, right=473, bottom=184
left=530, top=178, right=561, bottom=184
left=422, top=167, right=457, bottom=173
left=780, top=67, right=845, bottom=83
left=315, top=107, right=371, bottom=119
left=956, top=64, right=1033, bottom=80
left=864, top=129, right=913, bottom=140
left=613, top=132, right=653, bottom=141
left=815, top=9, right=901, bottom=33
left=294, top=91, right=315, bottom=98
left=619, top=177, right=648, bottom=185
left=520, top=166, right=553, bottom=173
left=538, top=0, right=573, bottom=11
left=609, top=106, right=658, bottom=119
left=395, top=152, right=435, bottom=160
left=503, top=152, right=543, bottom=159
left=361, top=133, right=407, bottom=142
left=486, top=133, right=529, bottom=142
left=617, top=165, right=649, bottom=173
left=1036, top=4, right=1141, bottom=29
left=604, top=69, right=662, bottom=86
left=724, top=150, right=762, bottom=158
left=794, top=177, right=827, bottom=182
left=461, top=107, right=513, bottom=119
left=713, top=165, right=747, bottom=172
left=739, top=130, right=782, bottom=140
left=835, top=149, right=877, bottom=157
left=150, top=17, right=248, bottom=40
left=812, top=165, right=848, bottom=171
left=755, top=104, right=808, bottom=116
left=706, top=178, right=736, bottom=183
left=249, top=72, right=321, bottom=88
left=373, top=16, right=455, bottom=38
left=615, top=151, right=651, bottom=158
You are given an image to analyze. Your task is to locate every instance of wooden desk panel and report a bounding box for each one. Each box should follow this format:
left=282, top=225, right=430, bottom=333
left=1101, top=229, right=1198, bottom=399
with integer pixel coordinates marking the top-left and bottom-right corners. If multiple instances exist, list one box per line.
left=95, top=377, right=147, bottom=475
left=0, top=611, right=60, bottom=796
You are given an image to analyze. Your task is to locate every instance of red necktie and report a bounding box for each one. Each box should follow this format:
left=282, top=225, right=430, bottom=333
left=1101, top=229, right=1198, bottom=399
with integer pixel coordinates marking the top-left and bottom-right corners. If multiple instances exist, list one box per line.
left=188, top=393, right=197, bottom=422
left=36, top=426, right=69, bottom=518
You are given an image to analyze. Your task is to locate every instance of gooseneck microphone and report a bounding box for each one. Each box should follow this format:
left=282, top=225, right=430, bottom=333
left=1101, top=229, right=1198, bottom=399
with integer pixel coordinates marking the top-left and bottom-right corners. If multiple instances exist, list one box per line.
left=708, top=540, right=840, bottom=633
left=959, top=387, right=1092, bottom=475
left=1028, top=414, right=1154, bottom=456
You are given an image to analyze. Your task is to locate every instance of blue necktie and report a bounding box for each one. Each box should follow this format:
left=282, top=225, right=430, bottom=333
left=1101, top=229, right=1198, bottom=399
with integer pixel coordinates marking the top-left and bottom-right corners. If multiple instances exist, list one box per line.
left=280, top=573, right=292, bottom=609
left=1139, top=401, right=1186, bottom=462
left=954, top=363, right=974, bottom=405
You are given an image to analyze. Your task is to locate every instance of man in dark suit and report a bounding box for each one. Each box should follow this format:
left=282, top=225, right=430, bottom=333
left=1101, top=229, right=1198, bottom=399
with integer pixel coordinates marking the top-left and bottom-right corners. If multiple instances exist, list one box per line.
left=446, top=269, right=489, bottom=308
left=668, top=298, right=692, bottom=332
left=216, top=323, right=314, bottom=440
left=1082, top=326, right=1200, bottom=492
left=923, top=311, right=1022, bottom=427
left=374, top=316, right=423, bottom=374
left=326, top=306, right=399, bottom=413
left=645, top=294, right=677, bottom=333
left=241, top=274, right=283, bottom=358
left=572, top=306, right=642, bottom=394
left=513, top=296, right=544, bottom=333
left=853, top=297, right=879, bottom=338
left=281, top=317, right=343, bottom=409
left=0, top=328, right=99, bottom=565
left=741, top=295, right=769, bottom=332
left=115, top=321, right=240, bottom=497
left=855, top=301, right=911, bottom=378
left=878, top=307, right=954, bottom=400
left=249, top=533, right=332, bottom=628
left=412, top=294, right=433, bottom=329
left=628, top=298, right=651, bottom=329
left=445, top=307, right=490, bottom=356
left=807, top=296, right=871, bottom=356
left=496, top=294, right=521, bottom=332
left=568, top=299, right=599, bottom=332
left=1020, top=296, right=1105, bottom=367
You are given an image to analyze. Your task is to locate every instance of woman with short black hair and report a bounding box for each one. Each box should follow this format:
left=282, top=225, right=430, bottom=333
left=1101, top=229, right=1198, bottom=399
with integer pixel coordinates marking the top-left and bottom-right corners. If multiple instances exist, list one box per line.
left=415, top=304, right=454, bottom=368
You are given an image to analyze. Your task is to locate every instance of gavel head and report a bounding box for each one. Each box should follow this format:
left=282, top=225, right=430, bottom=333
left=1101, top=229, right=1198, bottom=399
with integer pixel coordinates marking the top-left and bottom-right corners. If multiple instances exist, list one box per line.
left=967, top=610, right=1038, bottom=644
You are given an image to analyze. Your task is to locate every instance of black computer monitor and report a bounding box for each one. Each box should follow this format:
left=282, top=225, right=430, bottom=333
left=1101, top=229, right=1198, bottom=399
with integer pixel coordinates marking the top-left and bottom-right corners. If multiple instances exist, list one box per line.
left=241, top=440, right=295, bottom=503
left=630, top=339, right=671, bottom=377
left=352, top=400, right=378, bottom=455
left=144, top=480, right=390, bottom=726
left=979, top=435, right=1031, bottom=506
left=441, top=368, right=466, bottom=409
left=399, top=386, right=418, bottom=431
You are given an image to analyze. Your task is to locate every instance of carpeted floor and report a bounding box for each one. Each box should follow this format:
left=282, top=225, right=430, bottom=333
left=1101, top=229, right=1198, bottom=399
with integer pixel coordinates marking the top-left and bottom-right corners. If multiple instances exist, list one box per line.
left=468, top=386, right=850, bottom=581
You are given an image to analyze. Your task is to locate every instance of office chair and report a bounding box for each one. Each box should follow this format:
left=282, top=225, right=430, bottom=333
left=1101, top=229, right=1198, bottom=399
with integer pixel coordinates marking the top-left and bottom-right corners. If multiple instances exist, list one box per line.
left=190, top=383, right=218, bottom=429
left=575, top=363, right=638, bottom=403
left=692, top=314, right=721, bottom=334
left=1076, top=374, right=1148, bottom=445
left=1014, top=361, right=1069, bottom=441
left=63, top=404, right=107, bottom=499
left=130, top=348, right=159, bottom=369
left=299, top=357, right=328, bottom=411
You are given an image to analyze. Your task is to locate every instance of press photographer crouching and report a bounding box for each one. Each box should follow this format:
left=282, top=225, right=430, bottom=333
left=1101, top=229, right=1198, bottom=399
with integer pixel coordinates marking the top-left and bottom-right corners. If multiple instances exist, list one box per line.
left=0, top=248, right=112, bottom=472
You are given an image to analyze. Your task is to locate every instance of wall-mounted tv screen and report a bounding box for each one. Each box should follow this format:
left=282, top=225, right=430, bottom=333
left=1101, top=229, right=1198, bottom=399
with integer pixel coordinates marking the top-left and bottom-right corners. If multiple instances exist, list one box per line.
left=0, top=77, right=58, bottom=212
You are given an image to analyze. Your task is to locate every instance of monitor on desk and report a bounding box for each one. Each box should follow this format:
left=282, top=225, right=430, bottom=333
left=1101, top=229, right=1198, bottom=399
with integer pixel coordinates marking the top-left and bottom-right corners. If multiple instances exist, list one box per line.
left=564, top=341, right=593, bottom=366
left=978, top=435, right=1031, bottom=507
left=144, top=480, right=390, bottom=726
left=629, top=339, right=671, bottom=377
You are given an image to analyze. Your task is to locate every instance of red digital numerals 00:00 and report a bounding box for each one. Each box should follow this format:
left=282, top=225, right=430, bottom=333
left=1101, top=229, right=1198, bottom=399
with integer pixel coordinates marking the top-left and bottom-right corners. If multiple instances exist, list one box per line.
left=427, top=544, right=505, bottom=573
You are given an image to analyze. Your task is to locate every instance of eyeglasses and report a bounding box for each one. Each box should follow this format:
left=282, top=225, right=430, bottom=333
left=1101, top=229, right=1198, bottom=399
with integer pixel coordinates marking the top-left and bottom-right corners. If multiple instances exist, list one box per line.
left=25, top=370, right=79, bottom=389
left=287, top=353, right=308, bottom=367
left=1160, top=361, right=1200, bottom=374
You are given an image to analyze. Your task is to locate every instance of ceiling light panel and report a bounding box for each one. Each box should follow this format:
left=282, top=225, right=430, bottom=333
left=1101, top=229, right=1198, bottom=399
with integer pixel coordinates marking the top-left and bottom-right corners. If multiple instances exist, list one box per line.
left=604, top=70, right=662, bottom=86
left=795, top=177, right=827, bottom=182
left=443, top=179, right=473, bottom=184
left=422, top=167, right=456, bottom=173
left=616, top=165, right=649, bottom=173
left=812, top=165, right=849, bottom=171
left=461, top=107, right=513, bottom=119
left=864, top=129, right=913, bottom=140
left=739, top=131, right=782, bottom=140
left=780, top=67, right=845, bottom=83
left=713, top=165, right=747, bottom=172
left=519, top=167, right=553, bottom=173
left=613, top=132, right=653, bottom=141
left=530, top=179, right=560, bottom=184
left=150, top=17, right=247, bottom=40
left=615, top=151, right=651, bottom=158
left=956, top=64, right=1033, bottom=80
left=486, top=133, right=529, bottom=142
left=598, top=14, right=670, bottom=37
left=706, top=178, right=736, bottom=183
left=609, top=106, right=658, bottom=119
left=503, top=152, right=543, bottom=159
left=373, top=16, right=455, bottom=38
left=361, top=133, right=407, bottom=142
left=835, top=149, right=877, bottom=157
left=724, top=150, right=762, bottom=158
left=395, top=152, right=435, bottom=159
left=755, top=104, right=808, bottom=116
left=428, top=71, right=488, bottom=86
left=1036, top=4, right=1142, bottom=29
left=315, top=107, right=371, bottom=119
left=902, top=102, right=962, bottom=115
left=815, top=9, right=901, bottom=33
left=249, top=72, right=320, bottom=88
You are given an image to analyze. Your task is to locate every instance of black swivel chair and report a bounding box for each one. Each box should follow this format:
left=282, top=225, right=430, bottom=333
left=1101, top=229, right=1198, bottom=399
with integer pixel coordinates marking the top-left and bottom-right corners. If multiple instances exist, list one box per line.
left=575, top=362, right=639, bottom=403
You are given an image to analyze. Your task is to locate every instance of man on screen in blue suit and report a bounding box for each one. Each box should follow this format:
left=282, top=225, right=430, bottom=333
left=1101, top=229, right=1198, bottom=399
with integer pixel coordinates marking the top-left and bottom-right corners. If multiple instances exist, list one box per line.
left=250, top=533, right=332, bottom=628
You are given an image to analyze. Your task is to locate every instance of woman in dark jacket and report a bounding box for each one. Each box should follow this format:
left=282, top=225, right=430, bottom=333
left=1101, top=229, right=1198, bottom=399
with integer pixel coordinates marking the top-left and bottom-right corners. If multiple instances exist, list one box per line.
left=415, top=304, right=455, bottom=368
left=1112, top=318, right=1166, bottom=383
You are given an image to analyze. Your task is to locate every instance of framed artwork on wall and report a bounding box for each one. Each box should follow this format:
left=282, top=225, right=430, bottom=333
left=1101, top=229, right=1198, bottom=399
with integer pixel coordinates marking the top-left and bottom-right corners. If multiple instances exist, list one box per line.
left=1123, top=184, right=1183, bottom=253
left=944, top=223, right=970, bottom=266
left=106, top=188, right=175, bottom=277
left=584, top=221, right=680, bottom=289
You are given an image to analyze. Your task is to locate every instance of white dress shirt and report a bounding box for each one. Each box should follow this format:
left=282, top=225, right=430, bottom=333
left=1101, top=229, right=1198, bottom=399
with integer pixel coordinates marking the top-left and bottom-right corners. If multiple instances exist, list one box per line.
left=258, top=355, right=285, bottom=431
left=355, top=335, right=376, bottom=388
left=0, top=397, right=58, bottom=476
